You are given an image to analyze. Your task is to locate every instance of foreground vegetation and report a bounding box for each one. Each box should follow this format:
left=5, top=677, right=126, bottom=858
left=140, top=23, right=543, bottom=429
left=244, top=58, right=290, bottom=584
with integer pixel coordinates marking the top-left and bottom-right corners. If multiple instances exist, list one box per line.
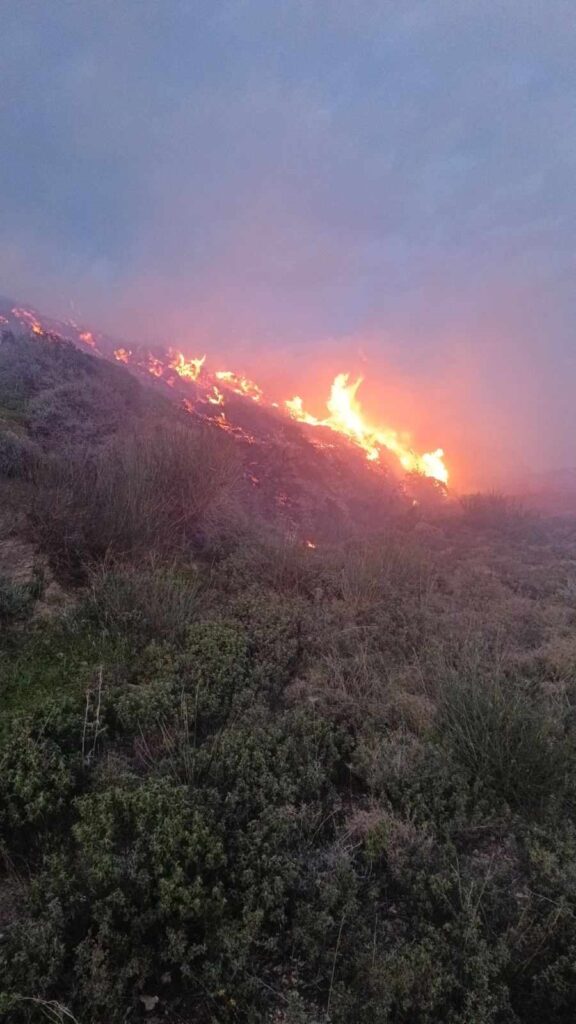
left=2, top=332, right=576, bottom=1023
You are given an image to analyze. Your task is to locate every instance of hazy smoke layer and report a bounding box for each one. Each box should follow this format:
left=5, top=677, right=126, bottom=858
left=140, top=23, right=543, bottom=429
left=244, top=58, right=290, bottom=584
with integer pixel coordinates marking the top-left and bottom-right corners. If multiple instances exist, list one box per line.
left=1, top=1, right=575, bottom=487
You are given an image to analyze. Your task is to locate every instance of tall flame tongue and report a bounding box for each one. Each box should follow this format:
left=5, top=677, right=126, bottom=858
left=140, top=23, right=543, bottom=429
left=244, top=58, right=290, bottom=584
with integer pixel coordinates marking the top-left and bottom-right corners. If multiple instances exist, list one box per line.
left=287, top=373, right=448, bottom=484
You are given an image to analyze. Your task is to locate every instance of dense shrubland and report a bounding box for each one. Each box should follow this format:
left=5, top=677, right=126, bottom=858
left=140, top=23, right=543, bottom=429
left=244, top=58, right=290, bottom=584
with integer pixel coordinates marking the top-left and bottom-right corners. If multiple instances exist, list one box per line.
left=2, top=331, right=576, bottom=1022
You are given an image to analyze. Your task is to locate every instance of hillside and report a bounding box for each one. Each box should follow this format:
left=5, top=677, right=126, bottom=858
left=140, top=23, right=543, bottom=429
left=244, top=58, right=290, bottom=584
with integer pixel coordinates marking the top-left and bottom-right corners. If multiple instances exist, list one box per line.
left=2, top=322, right=576, bottom=1023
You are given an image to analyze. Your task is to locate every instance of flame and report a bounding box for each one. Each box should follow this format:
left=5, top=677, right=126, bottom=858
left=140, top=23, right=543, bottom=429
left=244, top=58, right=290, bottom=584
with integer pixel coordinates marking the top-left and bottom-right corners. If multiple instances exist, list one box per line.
left=113, top=347, right=131, bottom=364
left=79, top=330, right=95, bottom=348
left=169, top=350, right=205, bottom=381
left=215, top=370, right=263, bottom=403
left=287, top=373, right=448, bottom=484
left=305, top=540, right=317, bottom=549
left=285, top=395, right=321, bottom=426
left=207, top=385, right=224, bottom=406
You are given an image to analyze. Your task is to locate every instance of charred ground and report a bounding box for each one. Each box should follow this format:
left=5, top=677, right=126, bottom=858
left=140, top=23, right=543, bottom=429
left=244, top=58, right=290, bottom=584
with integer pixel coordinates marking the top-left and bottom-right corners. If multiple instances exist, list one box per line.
left=2, top=323, right=576, bottom=1023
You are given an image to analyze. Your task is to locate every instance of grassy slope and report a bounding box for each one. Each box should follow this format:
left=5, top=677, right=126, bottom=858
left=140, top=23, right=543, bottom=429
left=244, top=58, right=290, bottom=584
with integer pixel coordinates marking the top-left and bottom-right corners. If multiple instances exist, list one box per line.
left=2, top=330, right=576, bottom=1023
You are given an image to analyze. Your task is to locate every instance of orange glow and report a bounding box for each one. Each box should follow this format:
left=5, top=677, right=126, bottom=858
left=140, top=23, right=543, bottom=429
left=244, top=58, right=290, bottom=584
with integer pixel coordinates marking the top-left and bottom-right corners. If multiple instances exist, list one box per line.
left=113, top=347, right=131, bottom=364
left=305, top=539, right=317, bottom=549
left=79, top=330, right=95, bottom=348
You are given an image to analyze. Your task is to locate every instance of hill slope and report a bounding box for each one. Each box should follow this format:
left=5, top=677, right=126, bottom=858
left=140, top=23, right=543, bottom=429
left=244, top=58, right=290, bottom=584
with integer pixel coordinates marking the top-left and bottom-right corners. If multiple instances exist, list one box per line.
left=2, top=318, right=576, bottom=1023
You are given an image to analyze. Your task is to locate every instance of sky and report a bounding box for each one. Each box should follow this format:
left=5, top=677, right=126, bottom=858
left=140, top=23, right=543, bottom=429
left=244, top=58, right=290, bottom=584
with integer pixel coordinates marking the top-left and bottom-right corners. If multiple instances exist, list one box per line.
left=1, top=0, right=575, bottom=488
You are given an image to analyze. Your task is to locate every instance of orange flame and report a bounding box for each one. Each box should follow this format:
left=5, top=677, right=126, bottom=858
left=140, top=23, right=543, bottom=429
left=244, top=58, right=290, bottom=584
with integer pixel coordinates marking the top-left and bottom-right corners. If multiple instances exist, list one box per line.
left=168, top=350, right=206, bottom=381
left=287, top=373, right=448, bottom=484
left=207, top=385, right=224, bottom=406
left=113, top=347, right=131, bottom=364
left=79, top=330, right=95, bottom=348
left=215, top=370, right=263, bottom=402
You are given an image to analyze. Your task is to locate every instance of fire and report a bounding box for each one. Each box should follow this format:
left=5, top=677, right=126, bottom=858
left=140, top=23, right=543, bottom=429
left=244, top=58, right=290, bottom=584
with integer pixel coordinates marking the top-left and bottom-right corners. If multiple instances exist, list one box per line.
left=285, top=395, right=321, bottom=426
left=112, top=343, right=448, bottom=483
left=287, top=373, right=448, bottom=484
left=147, top=355, right=165, bottom=378
left=4, top=304, right=449, bottom=484
left=207, top=385, right=224, bottom=406
left=215, top=370, right=263, bottom=403
left=169, top=350, right=205, bottom=382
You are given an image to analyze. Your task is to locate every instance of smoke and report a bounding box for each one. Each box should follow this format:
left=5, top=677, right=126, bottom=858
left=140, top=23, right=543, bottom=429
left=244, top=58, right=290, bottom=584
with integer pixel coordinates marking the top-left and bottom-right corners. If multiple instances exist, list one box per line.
left=1, top=1, right=575, bottom=488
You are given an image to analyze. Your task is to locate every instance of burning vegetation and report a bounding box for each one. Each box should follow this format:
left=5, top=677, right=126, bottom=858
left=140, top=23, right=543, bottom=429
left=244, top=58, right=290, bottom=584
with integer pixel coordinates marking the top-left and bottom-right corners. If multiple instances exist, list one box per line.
left=5, top=303, right=449, bottom=487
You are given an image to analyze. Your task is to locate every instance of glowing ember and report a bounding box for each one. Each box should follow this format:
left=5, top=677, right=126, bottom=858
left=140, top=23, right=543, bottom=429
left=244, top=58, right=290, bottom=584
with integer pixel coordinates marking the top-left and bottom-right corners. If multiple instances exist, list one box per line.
left=79, top=331, right=96, bottom=348
left=113, top=347, right=131, bottom=364
left=215, top=370, right=263, bottom=402
left=12, top=307, right=44, bottom=335
left=305, top=540, right=317, bottom=549
left=169, top=350, right=205, bottom=381
left=147, top=355, right=165, bottom=378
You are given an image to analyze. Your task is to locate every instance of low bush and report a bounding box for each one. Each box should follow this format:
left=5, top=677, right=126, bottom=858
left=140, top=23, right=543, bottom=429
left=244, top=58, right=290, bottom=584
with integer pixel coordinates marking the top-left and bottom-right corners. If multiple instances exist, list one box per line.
left=459, top=492, right=529, bottom=531
left=438, top=674, right=572, bottom=813
left=0, top=430, right=39, bottom=480
left=0, top=573, right=40, bottom=622
left=85, top=562, right=203, bottom=642
left=31, top=422, right=242, bottom=574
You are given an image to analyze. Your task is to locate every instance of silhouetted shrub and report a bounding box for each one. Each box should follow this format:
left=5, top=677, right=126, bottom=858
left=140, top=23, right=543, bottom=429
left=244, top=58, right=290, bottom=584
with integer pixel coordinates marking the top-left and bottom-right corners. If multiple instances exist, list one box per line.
left=459, top=491, right=528, bottom=530
left=0, top=573, right=40, bottom=622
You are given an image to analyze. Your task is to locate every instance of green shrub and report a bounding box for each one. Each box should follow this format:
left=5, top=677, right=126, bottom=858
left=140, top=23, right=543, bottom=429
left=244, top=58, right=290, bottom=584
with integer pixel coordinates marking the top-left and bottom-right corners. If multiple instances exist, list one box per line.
left=438, top=675, right=572, bottom=813
left=0, top=732, right=77, bottom=856
left=111, top=622, right=252, bottom=744
left=85, top=562, right=203, bottom=642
